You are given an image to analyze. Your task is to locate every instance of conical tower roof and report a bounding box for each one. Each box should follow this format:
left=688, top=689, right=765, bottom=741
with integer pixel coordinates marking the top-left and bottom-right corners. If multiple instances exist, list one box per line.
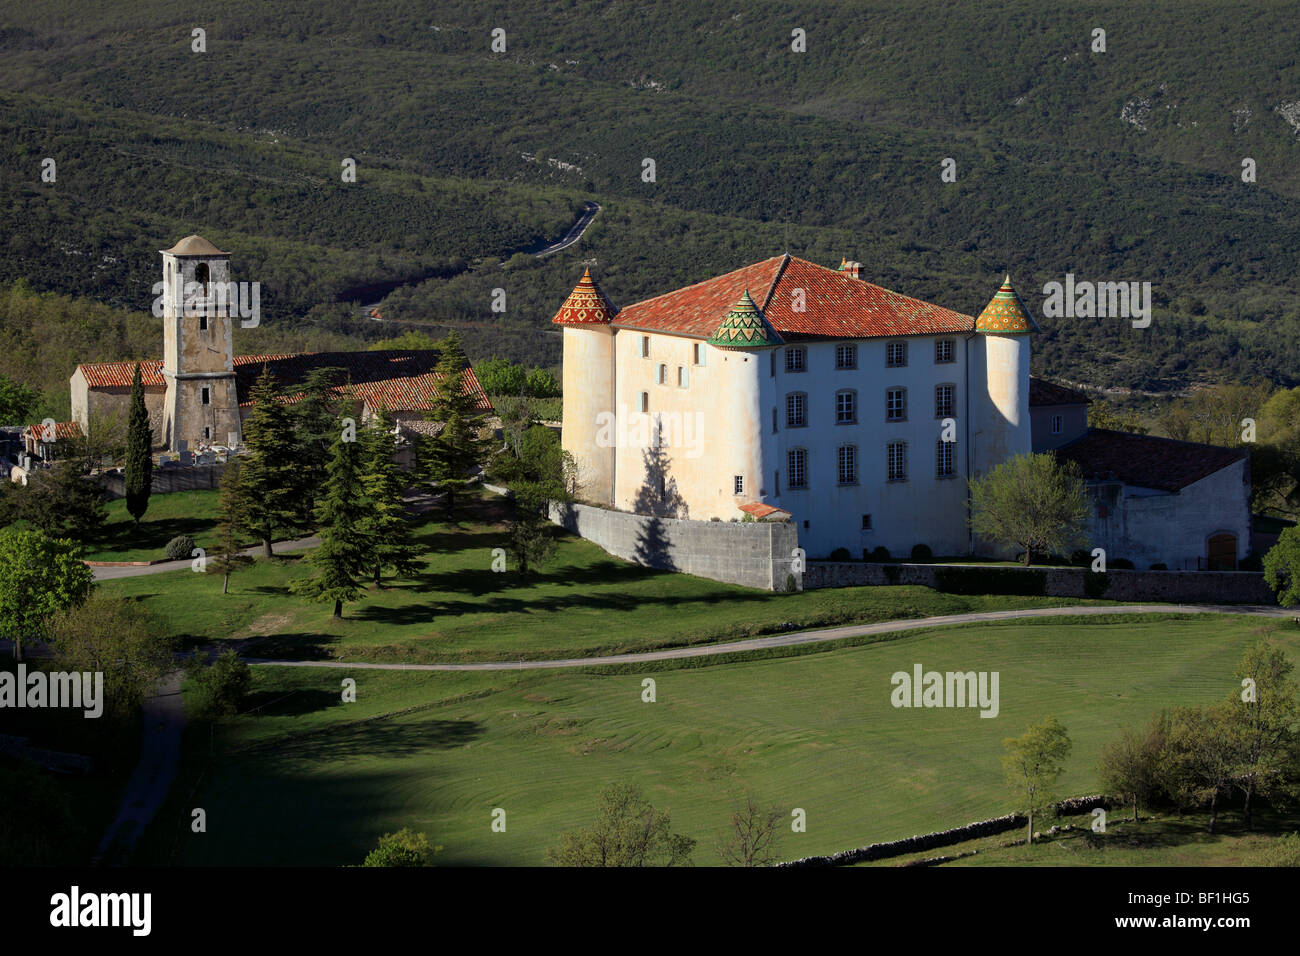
left=706, top=289, right=784, bottom=349
left=551, top=268, right=617, bottom=326
left=975, top=275, right=1038, bottom=333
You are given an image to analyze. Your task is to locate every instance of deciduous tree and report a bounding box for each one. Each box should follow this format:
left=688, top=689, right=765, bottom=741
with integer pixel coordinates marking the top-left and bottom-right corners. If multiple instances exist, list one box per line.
left=1002, top=715, right=1073, bottom=844
left=548, top=782, right=696, bottom=866
left=968, top=453, right=1088, bottom=564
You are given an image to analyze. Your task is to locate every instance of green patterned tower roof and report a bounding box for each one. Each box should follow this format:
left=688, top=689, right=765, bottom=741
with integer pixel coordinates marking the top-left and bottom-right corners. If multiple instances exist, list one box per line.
left=706, top=290, right=784, bottom=349
left=975, top=275, right=1038, bottom=333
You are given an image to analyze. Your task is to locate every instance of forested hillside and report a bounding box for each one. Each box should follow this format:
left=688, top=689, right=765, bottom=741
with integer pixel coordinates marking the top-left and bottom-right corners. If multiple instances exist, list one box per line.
left=2, top=0, right=1298, bottom=395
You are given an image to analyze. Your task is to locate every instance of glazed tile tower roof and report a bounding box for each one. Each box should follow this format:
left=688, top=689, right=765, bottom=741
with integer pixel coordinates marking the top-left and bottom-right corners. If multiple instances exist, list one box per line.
left=705, top=290, right=784, bottom=349
left=551, top=268, right=618, bottom=326
left=975, top=275, right=1038, bottom=334
left=610, top=254, right=974, bottom=340
left=75, top=351, right=492, bottom=413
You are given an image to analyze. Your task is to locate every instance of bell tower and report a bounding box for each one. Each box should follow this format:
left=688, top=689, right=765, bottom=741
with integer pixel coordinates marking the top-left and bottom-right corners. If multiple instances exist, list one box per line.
left=160, top=235, right=243, bottom=453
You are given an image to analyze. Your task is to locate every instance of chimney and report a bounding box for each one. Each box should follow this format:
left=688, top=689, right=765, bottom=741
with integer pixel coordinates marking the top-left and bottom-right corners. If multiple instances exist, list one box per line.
left=845, top=260, right=862, bottom=280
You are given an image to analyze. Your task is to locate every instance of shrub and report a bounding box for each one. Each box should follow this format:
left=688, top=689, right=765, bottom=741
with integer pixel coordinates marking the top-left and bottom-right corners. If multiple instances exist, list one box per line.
left=186, top=649, right=252, bottom=719
left=1240, top=554, right=1263, bottom=572
left=1111, top=558, right=1135, bottom=570
left=1070, top=549, right=1092, bottom=567
left=362, top=828, right=439, bottom=867
left=1149, top=562, right=1168, bottom=571
left=870, top=546, right=891, bottom=561
left=164, top=534, right=196, bottom=561
left=910, top=543, right=933, bottom=561
left=1083, top=570, right=1110, bottom=598
left=829, top=547, right=851, bottom=561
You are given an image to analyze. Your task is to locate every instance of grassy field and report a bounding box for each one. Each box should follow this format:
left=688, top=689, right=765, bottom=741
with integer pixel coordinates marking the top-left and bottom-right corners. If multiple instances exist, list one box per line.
left=82, top=489, right=222, bottom=562
left=98, top=494, right=1113, bottom=663
left=137, top=614, right=1300, bottom=867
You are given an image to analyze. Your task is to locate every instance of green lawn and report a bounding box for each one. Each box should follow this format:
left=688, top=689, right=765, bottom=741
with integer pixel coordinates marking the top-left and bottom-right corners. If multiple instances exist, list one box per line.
left=137, top=614, right=1300, bottom=867
left=82, top=489, right=222, bottom=561
left=99, top=493, right=1116, bottom=663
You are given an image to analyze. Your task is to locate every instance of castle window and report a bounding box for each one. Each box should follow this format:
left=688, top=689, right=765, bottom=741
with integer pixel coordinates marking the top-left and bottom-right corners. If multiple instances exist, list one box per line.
left=640, top=336, right=650, bottom=358
left=1051, top=414, right=1063, bottom=435
left=693, top=343, right=705, bottom=366
left=656, top=364, right=667, bottom=385
left=678, top=366, right=688, bottom=387
left=639, top=391, right=649, bottom=413
left=772, top=407, right=778, bottom=433
left=733, top=475, right=744, bottom=495
left=835, top=344, right=857, bottom=369
left=935, top=384, right=955, bottom=419
left=785, top=347, right=806, bottom=373
left=862, top=513, right=873, bottom=531
left=785, top=392, right=807, bottom=428
left=203, top=426, right=211, bottom=440
left=837, top=444, right=858, bottom=485
left=195, top=262, right=210, bottom=296
left=935, top=339, right=955, bottom=364
left=886, top=388, right=907, bottom=422
left=886, top=341, right=907, bottom=367
left=936, top=439, right=955, bottom=478
left=835, top=389, right=857, bottom=424
left=201, top=386, right=211, bottom=406
left=770, top=352, right=775, bottom=377
left=788, top=448, right=807, bottom=489
left=199, top=313, right=208, bottom=331
left=888, top=441, right=908, bottom=481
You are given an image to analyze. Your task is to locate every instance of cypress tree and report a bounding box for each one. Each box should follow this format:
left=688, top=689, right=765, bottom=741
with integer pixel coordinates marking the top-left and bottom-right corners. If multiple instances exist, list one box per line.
left=291, top=426, right=371, bottom=618
left=239, top=366, right=301, bottom=556
left=359, top=409, right=421, bottom=587
left=124, top=362, right=152, bottom=524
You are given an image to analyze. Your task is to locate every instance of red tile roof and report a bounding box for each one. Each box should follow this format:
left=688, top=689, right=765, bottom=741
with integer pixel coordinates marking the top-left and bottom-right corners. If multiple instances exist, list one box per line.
left=1053, top=428, right=1246, bottom=492
left=23, top=421, right=82, bottom=441
left=1029, top=377, right=1091, bottom=407
left=739, top=502, right=792, bottom=519
left=77, top=351, right=492, bottom=414
left=611, top=255, right=975, bottom=340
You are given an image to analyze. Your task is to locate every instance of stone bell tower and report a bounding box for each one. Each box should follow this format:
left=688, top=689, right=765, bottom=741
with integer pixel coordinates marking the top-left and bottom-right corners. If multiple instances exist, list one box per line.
left=159, top=235, right=243, bottom=453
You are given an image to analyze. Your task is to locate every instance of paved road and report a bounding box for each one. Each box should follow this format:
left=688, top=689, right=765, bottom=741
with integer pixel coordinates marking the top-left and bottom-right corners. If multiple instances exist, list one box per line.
left=246, top=603, right=1294, bottom=673
left=91, top=536, right=321, bottom=581
left=94, top=670, right=186, bottom=865
left=535, top=200, right=601, bottom=257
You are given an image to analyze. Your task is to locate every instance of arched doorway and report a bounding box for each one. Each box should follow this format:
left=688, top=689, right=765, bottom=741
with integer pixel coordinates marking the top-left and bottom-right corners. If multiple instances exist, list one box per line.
left=1207, top=532, right=1237, bottom=571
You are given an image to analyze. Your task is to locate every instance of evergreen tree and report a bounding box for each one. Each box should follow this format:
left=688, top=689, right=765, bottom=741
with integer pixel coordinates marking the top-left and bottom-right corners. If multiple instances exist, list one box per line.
left=239, top=366, right=302, bottom=556
left=18, top=457, right=108, bottom=540
left=291, top=427, right=371, bottom=618
left=418, top=332, right=491, bottom=519
left=359, top=409, right=421, bottom=587
left=211, top=460, right=253, bottom=594
left=291, top=366, right=345, bottom=524
left=123, top=362, right=152, bottom=524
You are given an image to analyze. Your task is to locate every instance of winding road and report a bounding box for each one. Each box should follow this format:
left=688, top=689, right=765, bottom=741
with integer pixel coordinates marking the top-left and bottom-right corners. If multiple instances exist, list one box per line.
left=245, top=603, right=1294, bottom=672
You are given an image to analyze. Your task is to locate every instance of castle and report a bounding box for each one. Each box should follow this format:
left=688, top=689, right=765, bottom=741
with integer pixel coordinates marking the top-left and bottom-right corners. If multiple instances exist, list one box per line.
left=553, top=255, right=1252, bottom=568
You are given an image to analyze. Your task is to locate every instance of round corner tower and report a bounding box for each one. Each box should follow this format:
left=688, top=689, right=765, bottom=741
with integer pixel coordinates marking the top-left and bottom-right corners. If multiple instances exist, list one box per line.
left=553, top=269, right=617, bottom=506
left=971, top=275, right=1036, bottom=476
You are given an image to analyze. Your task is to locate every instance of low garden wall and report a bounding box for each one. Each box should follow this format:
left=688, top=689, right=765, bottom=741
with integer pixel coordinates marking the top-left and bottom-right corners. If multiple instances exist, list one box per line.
left=803, top=561, right=1277, bottom=604
left=547, top=501, right=801, bottom=591
left=98, top=463, right=228, bottom=500
left=776, top=795, right=1110, bottom=867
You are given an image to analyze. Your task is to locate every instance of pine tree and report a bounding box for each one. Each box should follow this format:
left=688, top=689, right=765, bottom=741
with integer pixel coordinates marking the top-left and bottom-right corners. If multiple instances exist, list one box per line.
left=239, top=366, right=302, bottom=556
left=291, top=366, right=345, bottom=525
left=211, top=460, right=253, bottom=594
left=291, top=427, right=372, bottom=618
left=123, top=362, right=152, bottom=524
left=359, top=409, right=421, bottom=587
left=418, top=332, right=491, bottom=519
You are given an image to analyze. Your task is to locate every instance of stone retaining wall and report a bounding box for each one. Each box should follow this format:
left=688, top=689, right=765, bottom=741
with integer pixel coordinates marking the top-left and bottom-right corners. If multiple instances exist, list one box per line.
left=548, top=501, right=801, bottom=591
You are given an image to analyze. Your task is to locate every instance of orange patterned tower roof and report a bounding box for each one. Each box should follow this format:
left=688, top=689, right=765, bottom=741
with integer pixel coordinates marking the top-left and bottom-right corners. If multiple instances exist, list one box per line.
left=551, top=268, right=618, bottom=326
left=975, top=275, right=1038, bottom=334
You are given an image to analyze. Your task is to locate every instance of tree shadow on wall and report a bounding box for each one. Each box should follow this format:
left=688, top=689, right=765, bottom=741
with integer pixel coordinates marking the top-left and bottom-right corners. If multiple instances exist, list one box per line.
left=631, top=440, right=687, bottom=571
